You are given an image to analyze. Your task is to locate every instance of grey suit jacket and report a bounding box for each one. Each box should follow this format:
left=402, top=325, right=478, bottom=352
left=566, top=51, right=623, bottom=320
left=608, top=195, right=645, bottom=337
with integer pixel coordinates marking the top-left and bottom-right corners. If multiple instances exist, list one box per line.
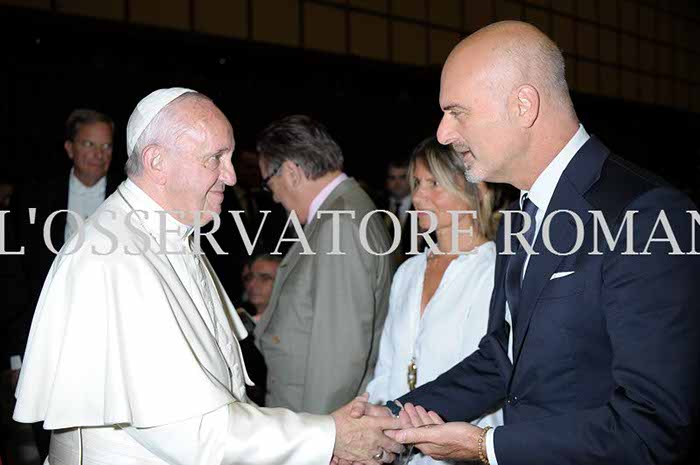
left=255, top=178, right=395, bottom=414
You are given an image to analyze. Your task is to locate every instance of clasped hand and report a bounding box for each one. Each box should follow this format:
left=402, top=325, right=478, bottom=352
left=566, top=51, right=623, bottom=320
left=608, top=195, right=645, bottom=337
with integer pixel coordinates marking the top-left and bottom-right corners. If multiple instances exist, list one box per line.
left=331, top=393, right=404, bottom=465
left=333, top=394, right=485, bottom=464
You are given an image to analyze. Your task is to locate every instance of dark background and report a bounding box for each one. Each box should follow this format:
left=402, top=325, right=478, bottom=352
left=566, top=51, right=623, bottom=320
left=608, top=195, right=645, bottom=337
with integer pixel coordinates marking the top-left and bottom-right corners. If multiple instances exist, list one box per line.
left=1, top=5, right=699, bottom=201
left=1, top=3, right=699, bottom=463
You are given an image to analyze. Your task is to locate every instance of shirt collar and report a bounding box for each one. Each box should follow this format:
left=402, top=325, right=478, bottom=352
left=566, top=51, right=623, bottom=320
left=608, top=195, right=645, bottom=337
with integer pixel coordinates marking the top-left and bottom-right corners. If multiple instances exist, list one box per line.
left=69, top=168, right=107, bottom=195
left=520, top=124, right=590, bottom=211
left=307, top=173, right=348, bottom=224
left=393, top=194, right=411, bottom=210
left=119, top=179, right=193, bottom=247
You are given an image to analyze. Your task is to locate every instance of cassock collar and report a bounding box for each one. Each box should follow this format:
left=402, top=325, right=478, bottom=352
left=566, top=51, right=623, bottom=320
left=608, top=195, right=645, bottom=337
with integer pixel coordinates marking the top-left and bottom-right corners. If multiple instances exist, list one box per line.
left=119, top=179, right=193, bottom=251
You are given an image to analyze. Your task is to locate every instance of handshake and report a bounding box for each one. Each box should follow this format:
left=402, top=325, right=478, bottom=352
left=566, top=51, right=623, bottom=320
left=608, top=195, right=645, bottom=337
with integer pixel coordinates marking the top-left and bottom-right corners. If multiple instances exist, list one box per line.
left=330, top=393, right=486, bottom=465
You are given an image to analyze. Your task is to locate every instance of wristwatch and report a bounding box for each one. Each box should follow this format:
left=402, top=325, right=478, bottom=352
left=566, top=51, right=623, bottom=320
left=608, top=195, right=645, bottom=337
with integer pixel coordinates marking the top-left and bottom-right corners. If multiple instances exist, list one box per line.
left=384, top=400, right=402, bottom=417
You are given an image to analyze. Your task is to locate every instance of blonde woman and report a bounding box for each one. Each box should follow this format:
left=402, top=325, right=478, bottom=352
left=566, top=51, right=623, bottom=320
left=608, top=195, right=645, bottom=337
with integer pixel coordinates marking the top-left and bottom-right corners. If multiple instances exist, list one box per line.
left=366, top=137, right=504, bottom=464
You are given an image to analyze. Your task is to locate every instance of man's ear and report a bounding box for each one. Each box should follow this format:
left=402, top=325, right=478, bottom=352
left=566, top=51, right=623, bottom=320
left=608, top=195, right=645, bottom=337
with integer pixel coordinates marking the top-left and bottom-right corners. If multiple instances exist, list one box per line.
left=514, top=85, right=540, bottom=128
left=64, top=141, right=74, bottom=161
left=284, top=160, right=305, bottom=188
left=142, top=145, right=167, bottom=185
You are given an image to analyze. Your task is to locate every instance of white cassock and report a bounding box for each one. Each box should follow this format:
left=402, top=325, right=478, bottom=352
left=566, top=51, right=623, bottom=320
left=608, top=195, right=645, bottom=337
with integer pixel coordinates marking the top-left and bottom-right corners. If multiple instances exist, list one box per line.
left=14, top=179, right=335, bottom=465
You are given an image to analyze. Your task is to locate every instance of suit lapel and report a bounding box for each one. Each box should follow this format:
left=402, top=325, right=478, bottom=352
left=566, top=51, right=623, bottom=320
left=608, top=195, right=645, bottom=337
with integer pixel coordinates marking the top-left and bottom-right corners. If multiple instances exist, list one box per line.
left=510, top=136, right=609, bottom=369
left=105, top=172, right=122, bottom=197
left=50, top=177, right=71, bottom=250
left=254, top=235, right=305, bottom=335
left=50, top=173, right=121, bottom=250
left=491, top=200, right=519, bottom=355
left=511, top=179, right=593, bottom=365
left=255, top=178, right=356, bottom=335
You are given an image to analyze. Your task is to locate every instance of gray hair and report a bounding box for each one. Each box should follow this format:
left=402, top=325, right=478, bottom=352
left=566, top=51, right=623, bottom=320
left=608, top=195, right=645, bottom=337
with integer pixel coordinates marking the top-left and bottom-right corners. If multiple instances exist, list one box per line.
left=65, top=108, right=114, bottom=141
left=256, top=115, right=343, bottom=180
left=125, top=92, right=211, bottom=177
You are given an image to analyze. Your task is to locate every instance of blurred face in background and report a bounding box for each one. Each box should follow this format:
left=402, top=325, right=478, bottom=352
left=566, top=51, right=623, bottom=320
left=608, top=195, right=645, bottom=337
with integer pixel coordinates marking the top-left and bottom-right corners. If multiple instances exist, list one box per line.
left=64, top=122, right=113, bottom=186
left=0, top=183, right=14, bottom=208
left=386, top=165, right=410, bottom=200
left=244, top=258, right=280, bottom=315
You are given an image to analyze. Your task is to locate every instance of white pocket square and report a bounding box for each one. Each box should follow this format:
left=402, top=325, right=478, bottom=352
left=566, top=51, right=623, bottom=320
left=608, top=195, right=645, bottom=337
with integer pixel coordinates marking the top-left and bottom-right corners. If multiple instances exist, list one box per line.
left=550, top=271, right=575, bottom=280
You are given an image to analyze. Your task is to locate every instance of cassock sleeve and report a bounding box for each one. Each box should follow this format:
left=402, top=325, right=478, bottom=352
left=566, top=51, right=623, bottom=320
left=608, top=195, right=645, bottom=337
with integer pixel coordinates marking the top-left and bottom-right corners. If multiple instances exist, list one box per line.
left=123, top=402, right=335, bottom=465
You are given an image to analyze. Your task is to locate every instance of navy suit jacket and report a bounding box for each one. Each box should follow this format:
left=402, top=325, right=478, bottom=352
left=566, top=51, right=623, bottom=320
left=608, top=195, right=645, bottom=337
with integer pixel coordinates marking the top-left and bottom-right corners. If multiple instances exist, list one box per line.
left=400, top=136, right=700, bottom=464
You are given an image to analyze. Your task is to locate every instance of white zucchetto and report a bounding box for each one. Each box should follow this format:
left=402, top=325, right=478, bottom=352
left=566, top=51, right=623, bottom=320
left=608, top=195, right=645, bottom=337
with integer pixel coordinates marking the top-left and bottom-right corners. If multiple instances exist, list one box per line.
left=126, top=87, right=196, bottom=157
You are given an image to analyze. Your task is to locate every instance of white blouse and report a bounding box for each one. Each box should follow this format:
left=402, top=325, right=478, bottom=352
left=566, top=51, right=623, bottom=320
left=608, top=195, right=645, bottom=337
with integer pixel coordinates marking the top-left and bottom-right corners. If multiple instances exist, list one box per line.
left=366, top=242, right=503, bottom=465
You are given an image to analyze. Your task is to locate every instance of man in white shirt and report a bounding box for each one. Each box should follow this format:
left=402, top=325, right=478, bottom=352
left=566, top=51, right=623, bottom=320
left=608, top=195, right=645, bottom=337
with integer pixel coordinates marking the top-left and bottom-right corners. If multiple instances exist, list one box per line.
left=357, top=21, right=700, bottom=465
left=384, top=160, right=411, bottom=227
left=382, top=159, right=413, bottom=261
left=13, top=89, right=403, bottom=465
left=6, top=108, right=119, bottom=461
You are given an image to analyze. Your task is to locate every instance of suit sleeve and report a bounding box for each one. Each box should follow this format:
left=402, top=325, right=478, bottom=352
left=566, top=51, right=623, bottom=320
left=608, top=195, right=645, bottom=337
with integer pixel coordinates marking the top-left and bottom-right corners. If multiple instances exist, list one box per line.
left=302, top=216, right=381, bottom=414
left=493, top=188, right=700, bottom=465
left=124, top=401, right=335, bottom=465
left=398, top=324, right=507, bottom=422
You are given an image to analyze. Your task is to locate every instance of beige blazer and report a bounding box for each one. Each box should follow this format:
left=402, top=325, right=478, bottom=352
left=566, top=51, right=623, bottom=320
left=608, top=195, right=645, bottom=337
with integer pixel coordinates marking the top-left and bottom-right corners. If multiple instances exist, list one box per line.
left=256, top=178, right=394, bottom=414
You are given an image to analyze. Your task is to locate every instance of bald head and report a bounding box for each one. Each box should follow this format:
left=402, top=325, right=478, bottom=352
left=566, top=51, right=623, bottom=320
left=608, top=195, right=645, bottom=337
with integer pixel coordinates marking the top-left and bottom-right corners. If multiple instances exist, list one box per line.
left=446, top=21, right=573, bottom=114
left=436, top=21, right=580, bottom=189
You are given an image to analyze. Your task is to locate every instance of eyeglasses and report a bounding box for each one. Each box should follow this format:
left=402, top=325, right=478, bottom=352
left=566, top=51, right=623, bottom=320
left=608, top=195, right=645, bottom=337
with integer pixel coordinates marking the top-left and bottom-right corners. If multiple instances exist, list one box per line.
left=75, top=139, right=113, bottom=152
left=261, top=165, right=282, bottom=193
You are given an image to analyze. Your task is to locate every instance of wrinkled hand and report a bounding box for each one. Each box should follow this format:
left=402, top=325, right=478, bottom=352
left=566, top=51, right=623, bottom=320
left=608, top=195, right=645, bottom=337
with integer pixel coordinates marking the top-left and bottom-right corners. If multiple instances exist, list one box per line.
left=385, top=418, right=483, bottom=461
left=332, top=394, right=404, bottom=464
left=348, top=393, right=393, bottom=419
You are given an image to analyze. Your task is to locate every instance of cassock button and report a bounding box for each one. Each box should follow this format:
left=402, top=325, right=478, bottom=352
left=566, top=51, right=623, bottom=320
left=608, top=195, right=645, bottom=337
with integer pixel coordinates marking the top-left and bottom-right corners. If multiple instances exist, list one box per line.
left=272, top=335, right=281, bottom=344
left=506, top=395, right=519, bottom=406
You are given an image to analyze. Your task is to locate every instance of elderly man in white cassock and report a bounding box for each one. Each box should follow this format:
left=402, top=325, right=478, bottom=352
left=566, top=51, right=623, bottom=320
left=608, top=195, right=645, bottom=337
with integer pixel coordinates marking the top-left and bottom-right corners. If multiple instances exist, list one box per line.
left=13, top=88, right=403, bottom=465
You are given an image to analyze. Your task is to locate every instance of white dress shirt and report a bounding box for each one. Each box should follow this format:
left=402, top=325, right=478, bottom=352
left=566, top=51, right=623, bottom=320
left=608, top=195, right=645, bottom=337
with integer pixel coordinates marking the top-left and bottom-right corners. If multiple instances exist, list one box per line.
left=65, top=169, right=107, bottom=242
left=367, top=242, right=503, bottom=465
left=486, top=124, right=590, bottom=465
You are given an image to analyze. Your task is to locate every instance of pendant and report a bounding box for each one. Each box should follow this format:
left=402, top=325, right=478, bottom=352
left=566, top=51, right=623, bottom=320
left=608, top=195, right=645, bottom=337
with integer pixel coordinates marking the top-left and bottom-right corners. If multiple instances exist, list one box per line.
left=407, top=357, right=417, bottom=391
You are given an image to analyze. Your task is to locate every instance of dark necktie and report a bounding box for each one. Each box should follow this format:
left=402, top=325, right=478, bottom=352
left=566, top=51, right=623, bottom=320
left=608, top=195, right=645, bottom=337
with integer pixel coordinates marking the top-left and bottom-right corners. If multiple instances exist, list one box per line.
left=505, top=196, right=538, bottom=324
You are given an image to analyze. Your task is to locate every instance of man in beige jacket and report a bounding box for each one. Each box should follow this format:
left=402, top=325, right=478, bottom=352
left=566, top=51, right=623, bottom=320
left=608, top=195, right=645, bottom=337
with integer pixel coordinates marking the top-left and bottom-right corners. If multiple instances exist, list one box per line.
left=256, top=115, right=395, bottom=415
